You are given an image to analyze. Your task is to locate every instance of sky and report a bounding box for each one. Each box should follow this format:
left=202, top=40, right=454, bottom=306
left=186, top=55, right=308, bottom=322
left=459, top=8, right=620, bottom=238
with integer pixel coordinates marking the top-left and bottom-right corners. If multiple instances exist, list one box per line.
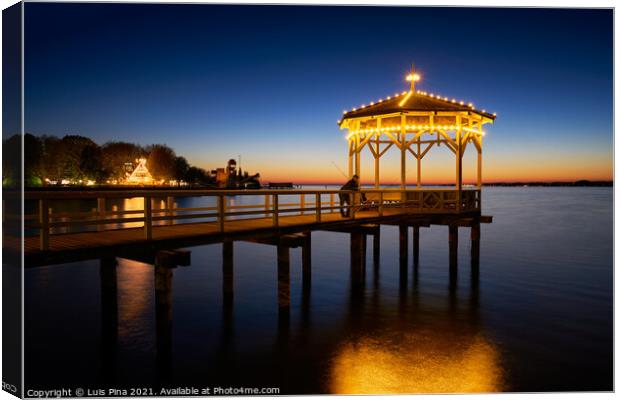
left=22, top=4, right=613, bottom=184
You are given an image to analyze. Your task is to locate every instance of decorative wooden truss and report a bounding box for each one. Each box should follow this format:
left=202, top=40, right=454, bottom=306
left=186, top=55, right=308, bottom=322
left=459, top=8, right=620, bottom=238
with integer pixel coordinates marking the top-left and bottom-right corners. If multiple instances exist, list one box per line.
left=338, top=67, right=496, bottom=195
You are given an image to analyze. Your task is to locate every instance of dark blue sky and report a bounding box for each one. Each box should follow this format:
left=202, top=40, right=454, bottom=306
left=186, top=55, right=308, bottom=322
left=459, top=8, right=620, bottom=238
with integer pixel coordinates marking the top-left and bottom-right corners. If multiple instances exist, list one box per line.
left=24, top=4, right=613, bottom=182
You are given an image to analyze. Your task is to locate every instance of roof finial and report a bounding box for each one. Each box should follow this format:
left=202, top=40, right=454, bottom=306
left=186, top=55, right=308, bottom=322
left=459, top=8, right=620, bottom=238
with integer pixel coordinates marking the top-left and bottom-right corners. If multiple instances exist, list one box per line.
left=405, top=64, right=421, bottom=92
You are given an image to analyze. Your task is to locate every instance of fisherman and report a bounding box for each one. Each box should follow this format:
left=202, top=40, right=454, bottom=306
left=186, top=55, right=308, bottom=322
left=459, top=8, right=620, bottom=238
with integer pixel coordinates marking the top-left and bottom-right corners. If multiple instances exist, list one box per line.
left=339, top=174, right=360, bottom=217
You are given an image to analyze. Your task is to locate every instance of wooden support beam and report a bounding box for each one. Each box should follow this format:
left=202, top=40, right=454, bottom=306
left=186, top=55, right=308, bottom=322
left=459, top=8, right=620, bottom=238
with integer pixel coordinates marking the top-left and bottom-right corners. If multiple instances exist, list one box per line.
left=413, top=226, right=420, bottom=268
left=222, top=241, right=234, bottom=309
left=417, top=140, right=421, bottom=187
left=399, top=225, right=408, bottom=270
left=399, top=225, right=408, bottom=294
left=350, top=232, right=366, bottom=293
left=154, top=254, right=174, bottom=364
left=348, top=139, right=354, bottom=178
left=477, top=148, right=483, bottom=188
left=277, top=244, right=291, bottom=318
left=373, top=228, right=380, bottom=268
left=449, top=225, right=458, bottom=270
left=455, top=119, right=463, bottom=212
left=166, top=196, right=174, bottom=226
left=315, top=193, right=321, bottom=222
left=374, top=136, right=380, bottom=188
left=479, top=215, right=493, bottom=224
left=302, top=232, right=311, bottom=285
left=354, top=135, right=361, bottom=178
left=400, top=116, right=406, bottom=188
left=471, top=222, right=480, bottom=275
left=272, top=194, right=279, bottom=227
left=323, top=224, right=380, bottom=235
left=378, top=142, right=394, bottom=157
left=381, top=217, right=431, bottom=227
left=244, top=233, right=308, bottom=248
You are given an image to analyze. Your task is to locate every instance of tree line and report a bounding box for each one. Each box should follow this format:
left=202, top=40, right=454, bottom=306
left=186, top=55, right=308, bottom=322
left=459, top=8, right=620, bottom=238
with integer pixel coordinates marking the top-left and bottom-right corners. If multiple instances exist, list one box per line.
left=2, top=134, right=214, bottom=187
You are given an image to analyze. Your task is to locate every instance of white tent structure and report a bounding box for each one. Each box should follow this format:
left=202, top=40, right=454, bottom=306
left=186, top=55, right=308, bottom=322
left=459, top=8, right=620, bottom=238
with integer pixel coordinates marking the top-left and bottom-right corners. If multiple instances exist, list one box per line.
left=127, top=158, right=153, bottom=184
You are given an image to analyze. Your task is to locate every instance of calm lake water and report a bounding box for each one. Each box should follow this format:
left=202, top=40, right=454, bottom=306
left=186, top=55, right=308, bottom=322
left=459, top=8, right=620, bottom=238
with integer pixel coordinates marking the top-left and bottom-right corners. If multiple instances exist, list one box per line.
left=24, top=187, right=613, bottom=393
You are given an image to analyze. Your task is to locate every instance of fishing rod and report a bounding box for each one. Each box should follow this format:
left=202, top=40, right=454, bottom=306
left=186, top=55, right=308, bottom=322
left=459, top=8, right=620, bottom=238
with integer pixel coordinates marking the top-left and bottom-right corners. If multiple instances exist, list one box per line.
left=330, top=161, right=348, bottom=179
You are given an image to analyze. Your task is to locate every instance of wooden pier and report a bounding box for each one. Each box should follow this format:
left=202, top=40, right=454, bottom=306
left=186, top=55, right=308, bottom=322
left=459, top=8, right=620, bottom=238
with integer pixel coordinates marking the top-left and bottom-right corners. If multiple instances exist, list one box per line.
left=3, top=188, right=487, bottom=267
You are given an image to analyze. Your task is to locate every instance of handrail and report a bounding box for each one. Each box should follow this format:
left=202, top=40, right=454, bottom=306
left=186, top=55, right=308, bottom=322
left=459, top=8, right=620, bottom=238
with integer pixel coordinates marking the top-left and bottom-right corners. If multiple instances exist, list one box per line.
left=12, top=188, right=481, bottom=251
left=16, top=187, right=475, bottom=200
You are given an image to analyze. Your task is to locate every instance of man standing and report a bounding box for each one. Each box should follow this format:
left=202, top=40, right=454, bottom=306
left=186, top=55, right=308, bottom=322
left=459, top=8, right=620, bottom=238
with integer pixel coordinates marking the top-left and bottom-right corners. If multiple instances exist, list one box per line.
left=339, top=174, right=360, bottom=217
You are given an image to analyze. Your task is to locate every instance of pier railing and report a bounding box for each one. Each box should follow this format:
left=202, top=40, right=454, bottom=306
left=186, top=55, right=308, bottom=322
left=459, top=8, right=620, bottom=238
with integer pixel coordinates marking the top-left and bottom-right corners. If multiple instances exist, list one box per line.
left=12, top=188, right=480, bottom=250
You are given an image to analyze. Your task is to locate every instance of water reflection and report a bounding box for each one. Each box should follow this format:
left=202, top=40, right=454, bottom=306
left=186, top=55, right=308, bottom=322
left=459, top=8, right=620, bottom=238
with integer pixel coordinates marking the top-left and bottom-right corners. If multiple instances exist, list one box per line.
left=91, top=222, right=499, bottom=394
left=329, top=330, right=502, bottom=394
left=24, top=188, right=614, bottom=392
left=329, top=227, right=501, bottom=394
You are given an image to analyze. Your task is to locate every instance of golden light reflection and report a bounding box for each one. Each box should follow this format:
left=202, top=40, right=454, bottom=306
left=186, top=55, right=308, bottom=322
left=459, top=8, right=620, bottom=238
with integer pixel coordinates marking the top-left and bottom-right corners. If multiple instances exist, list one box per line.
left=116, top=258, right=155, bottom=347
left=329, top=331, right=503, bottom=394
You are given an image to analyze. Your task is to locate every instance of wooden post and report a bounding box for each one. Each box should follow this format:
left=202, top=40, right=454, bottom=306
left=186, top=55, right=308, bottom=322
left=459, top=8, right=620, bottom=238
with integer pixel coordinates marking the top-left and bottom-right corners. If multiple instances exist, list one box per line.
left=217, top=195, right=225, bottom=232
left=315, top=193, right=321, bottom=222
left=350, top=232, right=366, bottom=293
left=373, top=229, right=380, bottom=268
left=300, top=194, right=305, bottom=215
left=354, top=136, right=361, bottom=178
left=277, top=245, right=290, bottom=318
left=378, top=191, right=384, bottom=216
left=166, top=196, right=174, bottom=225
left=413, top=226, right=420, bottom=267
left=348, top=139, right=354, bottom=178
left=222, top=241, right=234, bottom=309
left=455, top=119, right=463, bottom=212
left=301, top=233, right=312, bottom=328
left=302, top=233, right=311, bottom=286
left=400, top=131, right=406, bottom=189
left=399, top=225, right=408, bottom=271
left=471, top=222, right=480, bottom=276
left=350, top=192, right=356, bottom=219
left=330, top=193, right=335, bottom=213
left=399, top=225, right=408, bottom=296
left=264, top=194, right=271, bottom=217
left=449, top=225, right=458, bottom=270
left=417, top=139, right=422, bottom=187
left=97, top=197, right=106, bottom=231
left=39, top=199, right=50, bottom=251
left=144, top=195, right=152, bottom=240
left=272, top=194, right=279, bottom=227
left=374, top=134, right=380, bottom=188
left=477, top=148, right=483, bottom=188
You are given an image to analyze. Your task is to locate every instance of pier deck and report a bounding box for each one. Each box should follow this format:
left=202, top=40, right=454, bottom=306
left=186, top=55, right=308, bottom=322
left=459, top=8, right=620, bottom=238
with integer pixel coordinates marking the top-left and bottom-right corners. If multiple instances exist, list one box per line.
left=4, top=188, right=486, bottom=267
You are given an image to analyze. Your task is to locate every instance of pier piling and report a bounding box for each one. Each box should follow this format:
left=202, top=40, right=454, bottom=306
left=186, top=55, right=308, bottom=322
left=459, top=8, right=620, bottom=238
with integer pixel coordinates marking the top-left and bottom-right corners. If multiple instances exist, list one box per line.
left=413, top=226, right=420, bottom=267
left=302, top=232, right=311, bottom=285
left=222, top=241, right=234, bottom=310
left=373, top=228, right=381, bottom=268
left=277, top=244, right=291, bottom=319
left=449, top=224, right=458, bottom=269
left=471, top=222, right=480, bottom=280
left=154, top=252, right=175, bottom=376
left=399, top=225, right=408, bottom=270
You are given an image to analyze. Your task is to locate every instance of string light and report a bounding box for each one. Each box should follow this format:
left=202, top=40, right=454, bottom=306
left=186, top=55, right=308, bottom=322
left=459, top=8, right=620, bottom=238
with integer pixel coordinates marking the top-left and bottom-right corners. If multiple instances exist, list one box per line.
left=340, top=72, right=495, bottom=121
left=345, top=124, right=487, bottom=136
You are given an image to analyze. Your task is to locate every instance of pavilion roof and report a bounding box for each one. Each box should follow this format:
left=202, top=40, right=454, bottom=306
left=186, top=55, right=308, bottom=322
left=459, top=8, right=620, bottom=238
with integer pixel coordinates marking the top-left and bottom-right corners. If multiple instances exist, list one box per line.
left=339, top=90, right=496, bottom=124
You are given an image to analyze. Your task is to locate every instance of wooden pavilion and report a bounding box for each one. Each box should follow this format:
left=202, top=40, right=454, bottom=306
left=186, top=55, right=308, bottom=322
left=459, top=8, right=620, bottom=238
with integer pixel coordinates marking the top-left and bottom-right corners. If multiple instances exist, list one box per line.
left=338, top=66, right=496, bottom=192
